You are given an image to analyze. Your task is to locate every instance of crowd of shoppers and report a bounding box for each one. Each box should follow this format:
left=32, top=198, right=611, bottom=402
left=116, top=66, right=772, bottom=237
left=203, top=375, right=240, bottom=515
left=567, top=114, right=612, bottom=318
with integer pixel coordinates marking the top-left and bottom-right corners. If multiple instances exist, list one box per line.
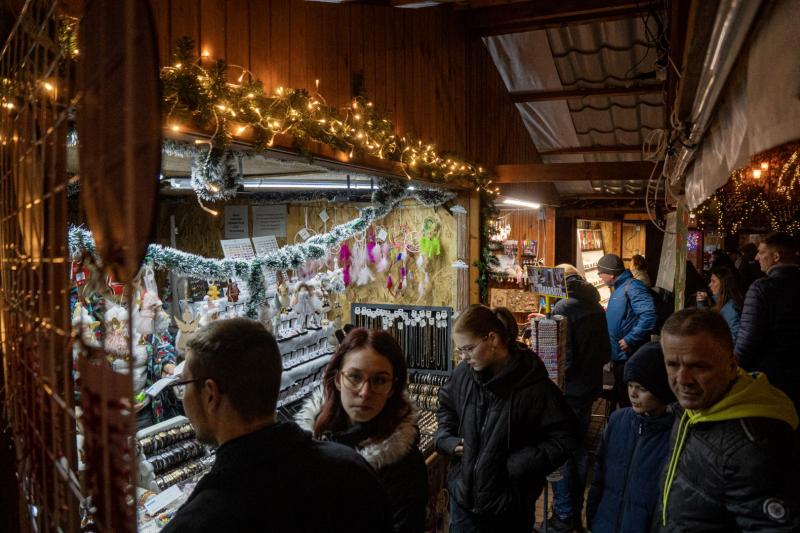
left=158, top=232, right=799, bottom=533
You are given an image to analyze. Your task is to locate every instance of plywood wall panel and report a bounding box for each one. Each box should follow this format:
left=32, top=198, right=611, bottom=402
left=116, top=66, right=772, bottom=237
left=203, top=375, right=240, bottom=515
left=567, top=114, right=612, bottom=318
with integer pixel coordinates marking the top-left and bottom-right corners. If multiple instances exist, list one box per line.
left=199, top=0, right=225, bottom=64
left=226, top=0, right=251, bottom=79
left=248, top=0, right=271, bottom=89
left=148, top=0, right=538, bottom=170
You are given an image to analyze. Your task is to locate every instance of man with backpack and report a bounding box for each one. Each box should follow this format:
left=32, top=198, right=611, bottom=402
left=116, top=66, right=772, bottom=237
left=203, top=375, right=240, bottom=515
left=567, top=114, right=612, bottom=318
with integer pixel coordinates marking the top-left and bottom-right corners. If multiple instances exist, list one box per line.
left=598, top=254, right=658, bottom=409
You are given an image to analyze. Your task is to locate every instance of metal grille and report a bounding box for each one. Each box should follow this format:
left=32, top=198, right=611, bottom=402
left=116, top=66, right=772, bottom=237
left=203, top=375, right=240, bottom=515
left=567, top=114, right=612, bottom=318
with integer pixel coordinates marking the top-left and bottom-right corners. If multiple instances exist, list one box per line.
left=0, top=1, right=80, bottom=530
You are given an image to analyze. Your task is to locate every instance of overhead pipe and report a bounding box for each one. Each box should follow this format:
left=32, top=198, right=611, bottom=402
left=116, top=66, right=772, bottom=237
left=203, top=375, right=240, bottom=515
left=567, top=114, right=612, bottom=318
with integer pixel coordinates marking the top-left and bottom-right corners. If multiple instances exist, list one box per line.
left=665, top=0, right=762, bottom=185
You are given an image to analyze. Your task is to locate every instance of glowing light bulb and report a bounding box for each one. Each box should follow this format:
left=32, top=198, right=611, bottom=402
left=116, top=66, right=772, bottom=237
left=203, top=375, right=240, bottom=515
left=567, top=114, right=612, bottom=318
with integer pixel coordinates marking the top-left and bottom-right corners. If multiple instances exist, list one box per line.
left=753, top=169, right=762, bottom=179
left=236, top=125, right=247, bottom=135
left=43, top=82, right=54, bottom=92
left=175, top=63, right=182, bottom=68
left=171, top=124, right=180, bottom=132
left=760, top=162, right=769, bottom=171
left=202, top=49, right=210, bottom=57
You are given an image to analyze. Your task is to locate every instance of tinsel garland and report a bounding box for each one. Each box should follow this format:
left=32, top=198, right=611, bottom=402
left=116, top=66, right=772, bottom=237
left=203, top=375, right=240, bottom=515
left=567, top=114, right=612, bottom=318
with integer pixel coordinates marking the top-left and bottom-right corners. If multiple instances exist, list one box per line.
left=68, top=183, right=454, bottom=317
left=163, top=139, right=239, bottom=201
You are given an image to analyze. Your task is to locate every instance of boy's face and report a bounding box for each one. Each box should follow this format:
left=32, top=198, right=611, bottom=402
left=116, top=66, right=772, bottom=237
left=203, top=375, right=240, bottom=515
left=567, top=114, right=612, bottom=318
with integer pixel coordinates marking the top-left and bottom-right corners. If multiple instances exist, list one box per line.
left=628, top=381, right=666, bottom=416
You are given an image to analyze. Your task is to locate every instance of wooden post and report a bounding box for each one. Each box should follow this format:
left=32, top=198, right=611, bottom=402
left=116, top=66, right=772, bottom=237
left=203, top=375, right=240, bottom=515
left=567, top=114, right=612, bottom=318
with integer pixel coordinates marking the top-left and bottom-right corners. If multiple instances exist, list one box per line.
left=468, top=191, right=481, bottom=305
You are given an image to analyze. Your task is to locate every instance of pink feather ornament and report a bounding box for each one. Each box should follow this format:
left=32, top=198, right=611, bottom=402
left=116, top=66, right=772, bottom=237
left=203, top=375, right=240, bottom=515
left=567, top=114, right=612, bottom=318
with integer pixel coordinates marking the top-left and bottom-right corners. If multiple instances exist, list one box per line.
left=339, top=242, right=352, bottom=287
left=386, top=274, right=393, bottom=290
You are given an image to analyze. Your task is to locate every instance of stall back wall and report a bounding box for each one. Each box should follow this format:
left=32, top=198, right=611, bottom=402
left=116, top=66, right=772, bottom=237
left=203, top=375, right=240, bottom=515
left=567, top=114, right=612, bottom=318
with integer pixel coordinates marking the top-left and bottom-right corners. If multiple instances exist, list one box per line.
left=157, top=199, right=457, bottom=324
left=147, top=0, right=540, bottom=173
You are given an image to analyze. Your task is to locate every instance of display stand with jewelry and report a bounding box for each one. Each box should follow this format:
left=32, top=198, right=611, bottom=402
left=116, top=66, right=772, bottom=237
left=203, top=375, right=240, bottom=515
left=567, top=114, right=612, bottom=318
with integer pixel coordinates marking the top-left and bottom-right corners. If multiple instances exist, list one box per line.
left=351, top=303, right=453, bottom=457
left=135, top=416, right=215, bottom=531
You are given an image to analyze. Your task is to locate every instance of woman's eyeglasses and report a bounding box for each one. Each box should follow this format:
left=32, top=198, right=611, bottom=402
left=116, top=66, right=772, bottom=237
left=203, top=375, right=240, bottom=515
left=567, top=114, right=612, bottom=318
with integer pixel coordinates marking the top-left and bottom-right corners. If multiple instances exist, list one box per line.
left=339, top=370, right=394, bottom=395
left=454, top=335, right=489, bottom=358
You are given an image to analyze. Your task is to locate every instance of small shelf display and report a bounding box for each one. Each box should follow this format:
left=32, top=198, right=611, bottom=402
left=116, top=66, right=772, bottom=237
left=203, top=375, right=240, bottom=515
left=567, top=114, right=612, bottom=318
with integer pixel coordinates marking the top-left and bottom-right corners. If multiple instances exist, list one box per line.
left=577, top=229, right=611, bottom=305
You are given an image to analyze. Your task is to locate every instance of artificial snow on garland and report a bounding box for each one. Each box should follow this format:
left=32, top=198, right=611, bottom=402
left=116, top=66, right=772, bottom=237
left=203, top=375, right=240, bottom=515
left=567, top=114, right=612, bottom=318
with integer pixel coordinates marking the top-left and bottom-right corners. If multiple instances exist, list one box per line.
left=68, top=182, right=454, bottom=318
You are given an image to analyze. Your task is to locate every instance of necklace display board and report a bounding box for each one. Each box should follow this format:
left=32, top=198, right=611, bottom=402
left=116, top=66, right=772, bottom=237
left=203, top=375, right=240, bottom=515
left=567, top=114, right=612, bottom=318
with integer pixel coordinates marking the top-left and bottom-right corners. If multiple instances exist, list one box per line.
left=351, top=303, right=453, bottom=374
left=352, top=303, right=453, bottom=457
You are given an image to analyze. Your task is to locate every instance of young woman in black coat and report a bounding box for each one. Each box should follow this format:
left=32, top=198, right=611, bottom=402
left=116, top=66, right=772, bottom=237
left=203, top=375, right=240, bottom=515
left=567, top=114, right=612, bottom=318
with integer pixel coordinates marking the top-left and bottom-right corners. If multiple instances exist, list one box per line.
left=435, top=305, right=577, bottom=533
left=297, top=328, right=427, bottom=533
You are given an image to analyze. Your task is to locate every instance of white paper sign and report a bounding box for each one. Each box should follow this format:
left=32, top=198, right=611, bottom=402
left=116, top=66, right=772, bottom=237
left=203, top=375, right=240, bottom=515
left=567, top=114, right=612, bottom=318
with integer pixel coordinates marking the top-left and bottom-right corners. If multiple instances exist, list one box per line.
left=224, top=205, right=249, bottom=238
left=252, top=205, right=287, bottom=237
left=297, top=228, right=311, bottom=241
left=319, top=209, right=329, bottom=222
left=220, top=238, right=255, bottom=260
left=252, top=236, right=280, bottom=287
left=143, top=484, right=183, bottom=515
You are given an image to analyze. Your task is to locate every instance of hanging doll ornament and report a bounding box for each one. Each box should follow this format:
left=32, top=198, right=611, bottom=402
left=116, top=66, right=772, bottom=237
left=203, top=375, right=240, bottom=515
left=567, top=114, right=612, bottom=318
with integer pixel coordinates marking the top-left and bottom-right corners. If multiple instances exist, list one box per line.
left=226, top=279, right=240, bottom=302
left=420, top=218, right=442, bottom=259
left=103, top=304, right=130, bottom=359
left=207, top=282, right=220, bottom=300
left=292, top=282, right=318, bottom=331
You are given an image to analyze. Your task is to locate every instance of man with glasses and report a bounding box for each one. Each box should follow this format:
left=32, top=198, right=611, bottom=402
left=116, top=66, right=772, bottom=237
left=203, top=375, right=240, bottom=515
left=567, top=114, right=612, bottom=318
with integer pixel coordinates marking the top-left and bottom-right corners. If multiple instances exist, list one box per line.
left=162, top=318, right=391, bottom=533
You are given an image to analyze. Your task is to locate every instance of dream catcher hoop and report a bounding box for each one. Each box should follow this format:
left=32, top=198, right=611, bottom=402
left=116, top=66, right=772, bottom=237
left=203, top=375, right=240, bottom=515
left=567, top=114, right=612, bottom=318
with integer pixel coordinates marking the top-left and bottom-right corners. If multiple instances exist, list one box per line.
left=294, top=207, right=319, bottom=244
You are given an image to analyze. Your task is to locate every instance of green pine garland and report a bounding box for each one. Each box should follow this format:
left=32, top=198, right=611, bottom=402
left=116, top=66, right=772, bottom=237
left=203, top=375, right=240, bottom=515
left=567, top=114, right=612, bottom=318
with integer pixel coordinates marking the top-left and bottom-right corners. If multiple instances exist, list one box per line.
left=162, top=37, right=499, bottom=202
left=69, top=183, right=454, bottom=317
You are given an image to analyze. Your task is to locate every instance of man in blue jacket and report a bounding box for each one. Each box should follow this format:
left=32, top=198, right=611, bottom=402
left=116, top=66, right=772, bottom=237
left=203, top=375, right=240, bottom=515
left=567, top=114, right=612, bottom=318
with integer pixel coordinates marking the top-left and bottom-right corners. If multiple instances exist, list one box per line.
left=735, top=232, right=800, bottom=414
left=598, top=254, right=657, bottom=408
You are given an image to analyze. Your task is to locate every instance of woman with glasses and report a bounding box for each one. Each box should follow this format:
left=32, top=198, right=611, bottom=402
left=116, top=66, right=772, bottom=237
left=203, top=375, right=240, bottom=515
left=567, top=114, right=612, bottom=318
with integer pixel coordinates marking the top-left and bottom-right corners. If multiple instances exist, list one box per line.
left=296, top=328, right=427, bottom=533
left=436, top=304, right=577, bottom=533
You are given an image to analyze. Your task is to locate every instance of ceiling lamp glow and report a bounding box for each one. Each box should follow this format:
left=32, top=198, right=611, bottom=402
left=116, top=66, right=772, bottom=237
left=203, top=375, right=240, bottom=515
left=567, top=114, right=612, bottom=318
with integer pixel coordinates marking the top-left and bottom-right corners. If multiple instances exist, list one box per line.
left=503, top=198, right=541, bottom=209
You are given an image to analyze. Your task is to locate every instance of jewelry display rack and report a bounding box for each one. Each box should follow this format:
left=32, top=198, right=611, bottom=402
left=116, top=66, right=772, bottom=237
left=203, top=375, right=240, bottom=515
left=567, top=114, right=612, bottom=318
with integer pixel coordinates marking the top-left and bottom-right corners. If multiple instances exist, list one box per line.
left=529, top=315, right=567, bottom=390
left=351, top=304, right=453, bottom=374
left=352, top=303, right=454, bottom=457
left=135, top=416, right=213, bottom=493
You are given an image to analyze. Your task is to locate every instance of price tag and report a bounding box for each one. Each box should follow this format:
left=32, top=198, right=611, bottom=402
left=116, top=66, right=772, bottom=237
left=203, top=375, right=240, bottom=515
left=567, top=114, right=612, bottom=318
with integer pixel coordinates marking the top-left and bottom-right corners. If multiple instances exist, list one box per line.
left=298, top=228, right=311, bottom=241
left=318, top=209, right=329, bottom=223
left=143, top=484, right=182, bottom=516
left=377, top=228, right=388, bottom=242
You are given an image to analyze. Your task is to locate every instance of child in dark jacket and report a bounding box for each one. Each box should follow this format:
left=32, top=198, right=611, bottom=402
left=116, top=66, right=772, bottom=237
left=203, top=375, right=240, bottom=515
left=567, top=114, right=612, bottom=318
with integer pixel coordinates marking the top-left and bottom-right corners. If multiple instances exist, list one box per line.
left=587, top=342, right=676, bottom=533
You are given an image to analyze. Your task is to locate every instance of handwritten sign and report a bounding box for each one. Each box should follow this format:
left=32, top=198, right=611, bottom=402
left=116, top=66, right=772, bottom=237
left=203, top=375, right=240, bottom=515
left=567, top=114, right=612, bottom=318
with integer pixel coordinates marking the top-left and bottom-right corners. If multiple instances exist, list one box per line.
left=224, top=205, right=249, bottom=238
left=252, top=205, right=287, bottom=237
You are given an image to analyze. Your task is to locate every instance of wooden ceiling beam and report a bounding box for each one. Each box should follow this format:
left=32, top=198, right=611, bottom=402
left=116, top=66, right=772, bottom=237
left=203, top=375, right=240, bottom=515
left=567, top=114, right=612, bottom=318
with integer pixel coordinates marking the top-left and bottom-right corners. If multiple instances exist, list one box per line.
left=537, top=145, right=643, bottom=156
left=496, top=161, right=657, bottom=183
left=510, top=83, right=664, bottom=103
left=467, top=0, right=662, bottom=37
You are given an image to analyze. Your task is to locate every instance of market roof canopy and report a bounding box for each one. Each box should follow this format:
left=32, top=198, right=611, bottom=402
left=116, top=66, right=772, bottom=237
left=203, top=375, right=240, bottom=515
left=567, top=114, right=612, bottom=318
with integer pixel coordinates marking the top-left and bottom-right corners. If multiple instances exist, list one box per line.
left=484, top=15, right=664, bottom=198
left=684, top=0, right=800, bottom=209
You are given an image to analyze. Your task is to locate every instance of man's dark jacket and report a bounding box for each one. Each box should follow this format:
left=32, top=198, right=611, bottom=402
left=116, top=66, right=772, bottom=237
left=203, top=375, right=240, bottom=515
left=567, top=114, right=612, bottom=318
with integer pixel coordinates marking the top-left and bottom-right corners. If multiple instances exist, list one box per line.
left=161, top=421, right=392, bottom=533
left=434, top=344, right=577, bottom=516
left=653, top=408, right=800, bottom=532
left=553, top=275, right=611, bottom=410
left=735, top=264, right=800, bottom=411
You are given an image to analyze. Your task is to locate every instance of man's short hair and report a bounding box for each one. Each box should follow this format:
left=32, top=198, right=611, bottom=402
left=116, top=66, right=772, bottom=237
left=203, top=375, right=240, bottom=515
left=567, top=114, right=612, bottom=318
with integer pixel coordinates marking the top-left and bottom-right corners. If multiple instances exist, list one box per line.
left=761, top=232, right=798, bottom=262
left=187, top=318, right=282, bottom=421
left=660, top=308, right=733, bottom=354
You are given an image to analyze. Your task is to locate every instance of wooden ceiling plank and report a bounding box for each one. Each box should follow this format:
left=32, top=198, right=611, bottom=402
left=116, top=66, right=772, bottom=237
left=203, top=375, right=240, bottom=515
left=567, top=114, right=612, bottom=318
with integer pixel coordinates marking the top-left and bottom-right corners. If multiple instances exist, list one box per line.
left=537, top=145, right=643, bottom=156
left=509, top=83, right=664, bottom=103
left=496, top=161, right=657, bottom=182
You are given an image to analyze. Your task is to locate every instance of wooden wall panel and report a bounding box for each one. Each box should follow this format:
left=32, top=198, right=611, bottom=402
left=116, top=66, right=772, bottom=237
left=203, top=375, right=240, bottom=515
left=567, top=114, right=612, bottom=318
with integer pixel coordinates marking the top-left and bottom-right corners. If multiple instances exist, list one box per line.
left=148, top=0, right=538, bottom=168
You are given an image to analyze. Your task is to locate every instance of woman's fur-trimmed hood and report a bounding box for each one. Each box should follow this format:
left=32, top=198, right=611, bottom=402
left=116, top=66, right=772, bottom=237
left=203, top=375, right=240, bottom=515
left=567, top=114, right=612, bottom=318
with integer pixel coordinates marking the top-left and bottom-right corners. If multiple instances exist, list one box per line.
left=295, top=386, right=419, bottom=471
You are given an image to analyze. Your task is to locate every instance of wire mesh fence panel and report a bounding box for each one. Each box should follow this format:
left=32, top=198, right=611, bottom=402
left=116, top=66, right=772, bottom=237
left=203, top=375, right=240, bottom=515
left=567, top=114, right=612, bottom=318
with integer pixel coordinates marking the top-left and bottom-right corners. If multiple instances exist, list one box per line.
left=0, top=1, right=82, bottom=530
left=0, top=1, right=148, bottom=531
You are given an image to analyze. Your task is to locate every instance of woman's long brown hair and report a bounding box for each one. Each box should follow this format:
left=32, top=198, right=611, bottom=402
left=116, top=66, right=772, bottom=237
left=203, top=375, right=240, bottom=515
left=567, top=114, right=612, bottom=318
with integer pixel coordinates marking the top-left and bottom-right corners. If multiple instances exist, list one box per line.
left=711, top=266, right=744, bottom=311
left=313, top=328, right=412, bottom=442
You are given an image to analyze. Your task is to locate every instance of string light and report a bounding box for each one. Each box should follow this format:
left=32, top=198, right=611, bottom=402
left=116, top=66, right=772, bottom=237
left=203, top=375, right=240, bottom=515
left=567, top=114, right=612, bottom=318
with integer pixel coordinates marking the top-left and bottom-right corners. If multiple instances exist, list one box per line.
left=161, top=36, right=497, bottom=198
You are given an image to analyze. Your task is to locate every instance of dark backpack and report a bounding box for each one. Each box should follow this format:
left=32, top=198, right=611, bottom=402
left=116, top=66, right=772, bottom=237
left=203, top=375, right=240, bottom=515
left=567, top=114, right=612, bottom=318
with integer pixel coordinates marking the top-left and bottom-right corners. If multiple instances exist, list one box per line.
left=622, top=280, right=673, bottom=335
